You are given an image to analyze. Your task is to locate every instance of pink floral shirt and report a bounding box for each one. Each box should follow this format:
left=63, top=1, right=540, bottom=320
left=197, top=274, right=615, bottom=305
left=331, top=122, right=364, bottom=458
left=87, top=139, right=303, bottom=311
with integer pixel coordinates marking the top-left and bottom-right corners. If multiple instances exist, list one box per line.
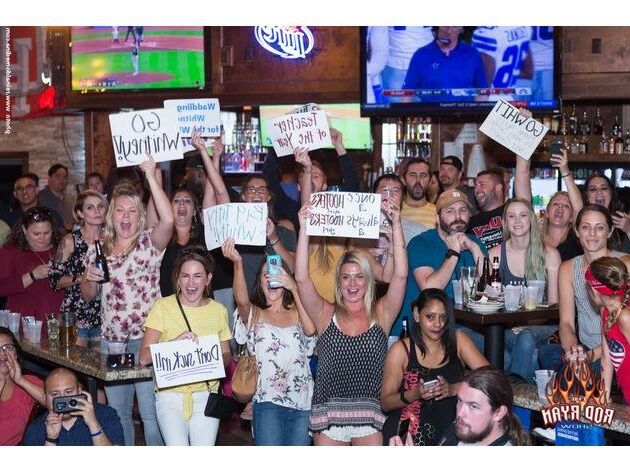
left=86, top=230, right=164, bottom=341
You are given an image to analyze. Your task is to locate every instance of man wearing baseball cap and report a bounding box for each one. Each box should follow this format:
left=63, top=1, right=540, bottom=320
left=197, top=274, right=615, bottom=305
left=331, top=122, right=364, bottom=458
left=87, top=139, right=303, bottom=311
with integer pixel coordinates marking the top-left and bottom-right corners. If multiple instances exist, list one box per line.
left=438, top=155, right=478, bottom=213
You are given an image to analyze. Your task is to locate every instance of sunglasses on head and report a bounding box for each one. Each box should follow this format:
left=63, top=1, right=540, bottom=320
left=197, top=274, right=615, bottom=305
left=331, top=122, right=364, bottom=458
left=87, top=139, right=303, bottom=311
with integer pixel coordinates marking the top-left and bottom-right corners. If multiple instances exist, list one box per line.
left=24, top=207, right=52, bottom=223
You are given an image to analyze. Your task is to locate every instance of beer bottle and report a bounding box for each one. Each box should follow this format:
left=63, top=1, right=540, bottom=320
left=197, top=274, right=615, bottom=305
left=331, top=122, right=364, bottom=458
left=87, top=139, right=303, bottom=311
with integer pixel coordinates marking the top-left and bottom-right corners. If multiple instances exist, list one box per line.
left=477, top=257, right=490, bottom=293
left=490, top=256, right=502, bottom=293
left=94, top=240, right=110, bottom=284
left=399, top=317, right=408, bottom=340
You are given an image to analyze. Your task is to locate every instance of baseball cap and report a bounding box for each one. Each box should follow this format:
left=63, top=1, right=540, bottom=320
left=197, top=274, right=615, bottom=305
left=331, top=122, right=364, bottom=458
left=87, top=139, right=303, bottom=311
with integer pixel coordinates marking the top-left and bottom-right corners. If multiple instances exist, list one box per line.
left=441, top=155, right=463, bottom=172
left=436, top=189, right=472, bottom=212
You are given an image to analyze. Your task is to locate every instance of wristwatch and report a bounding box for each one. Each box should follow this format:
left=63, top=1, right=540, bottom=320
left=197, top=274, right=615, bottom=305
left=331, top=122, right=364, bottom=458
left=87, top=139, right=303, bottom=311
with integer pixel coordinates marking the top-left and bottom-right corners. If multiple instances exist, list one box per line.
left=445, top=249, right=460, bottom=260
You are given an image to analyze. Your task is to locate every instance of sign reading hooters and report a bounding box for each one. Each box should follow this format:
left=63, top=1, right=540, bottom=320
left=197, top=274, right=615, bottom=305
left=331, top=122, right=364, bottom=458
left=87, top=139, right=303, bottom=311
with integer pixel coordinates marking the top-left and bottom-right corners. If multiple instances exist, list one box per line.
left=254, top=26, right=314, bottom=60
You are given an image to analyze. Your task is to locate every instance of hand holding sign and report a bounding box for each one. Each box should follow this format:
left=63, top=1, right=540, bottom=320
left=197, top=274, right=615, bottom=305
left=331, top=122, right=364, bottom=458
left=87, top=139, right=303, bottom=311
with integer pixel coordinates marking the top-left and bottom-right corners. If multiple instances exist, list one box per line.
left=293, top=147, right=312, bottom=169
left=138, top=154, right=159, bottom=181
left=190, top=130, right=207, bottom=153
left=220, top=238, right=242, bottom=264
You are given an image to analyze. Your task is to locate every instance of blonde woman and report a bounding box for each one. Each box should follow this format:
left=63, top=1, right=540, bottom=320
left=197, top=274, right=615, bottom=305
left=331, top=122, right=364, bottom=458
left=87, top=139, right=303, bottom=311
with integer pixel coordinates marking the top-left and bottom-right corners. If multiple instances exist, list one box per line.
left=81, top=156, right=173, bottom=446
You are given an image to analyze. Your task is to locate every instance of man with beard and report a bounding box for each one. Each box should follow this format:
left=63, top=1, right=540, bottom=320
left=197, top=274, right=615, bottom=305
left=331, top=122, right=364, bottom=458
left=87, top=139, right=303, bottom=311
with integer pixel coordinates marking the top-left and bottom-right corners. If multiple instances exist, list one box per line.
left=400, top=158, right=437, bottom=229
left=438, top=155, right=477, bottom=213
left=23, top=368, right=123, bottom=446
left=439, top=366, right=529, bottom=446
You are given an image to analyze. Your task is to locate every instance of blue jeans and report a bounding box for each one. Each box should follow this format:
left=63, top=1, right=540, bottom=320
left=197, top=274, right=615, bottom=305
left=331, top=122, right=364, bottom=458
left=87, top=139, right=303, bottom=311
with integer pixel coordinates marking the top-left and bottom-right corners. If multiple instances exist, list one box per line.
left=455, top=324, right=485, bottom=354
left=77, top=325, right=101, bottom=339
left=253, top=402, right=311, bottom=446
left=103, top=338, right=164, bottom=446
left=504, top=325, right=558, bottom=382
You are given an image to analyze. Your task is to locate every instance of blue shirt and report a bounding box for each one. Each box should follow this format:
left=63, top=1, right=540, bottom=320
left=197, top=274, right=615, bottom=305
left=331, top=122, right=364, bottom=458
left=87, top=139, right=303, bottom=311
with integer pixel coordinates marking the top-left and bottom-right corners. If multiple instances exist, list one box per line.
left=22, top=403, right=124, bottom=446
left=392, top=229, right=487, bottom=336
left=403, top=41, right=488, bottom=91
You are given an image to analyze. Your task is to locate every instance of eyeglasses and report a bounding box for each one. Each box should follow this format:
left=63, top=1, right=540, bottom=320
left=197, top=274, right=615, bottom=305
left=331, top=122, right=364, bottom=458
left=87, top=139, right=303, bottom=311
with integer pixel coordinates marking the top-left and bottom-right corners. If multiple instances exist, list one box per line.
left=15, top=184, right=36, bottom=192
left=244, top=186, right=268, bottom=195
left=0, top=344, right=16, bottom=352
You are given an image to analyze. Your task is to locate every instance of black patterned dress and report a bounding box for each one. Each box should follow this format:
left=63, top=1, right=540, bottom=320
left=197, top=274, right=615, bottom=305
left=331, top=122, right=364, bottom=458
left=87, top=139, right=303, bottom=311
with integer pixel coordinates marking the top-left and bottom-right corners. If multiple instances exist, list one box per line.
left=49, top=229, right=101, bottom=330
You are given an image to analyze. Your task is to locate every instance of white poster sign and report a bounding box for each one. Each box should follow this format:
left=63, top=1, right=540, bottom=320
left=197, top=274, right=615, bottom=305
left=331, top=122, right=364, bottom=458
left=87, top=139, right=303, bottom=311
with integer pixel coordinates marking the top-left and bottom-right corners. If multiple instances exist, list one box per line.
left=267, top=109, right=332, bottom=157
left=164, top=98, right=221, bottom=152
left=109, top=108, right=182, bottom=167
left=479, top=100, right=548, bottom=160
left=306, top=192, right=381, bottom=239
left=204, top=203, right=268, bottom=250
left=149, top=335, right=226, bottom=389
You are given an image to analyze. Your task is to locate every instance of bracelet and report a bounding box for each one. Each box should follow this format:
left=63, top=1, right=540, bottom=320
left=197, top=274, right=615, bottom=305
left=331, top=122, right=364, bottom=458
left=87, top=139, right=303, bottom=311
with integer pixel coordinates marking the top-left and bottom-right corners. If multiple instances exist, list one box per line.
left=29, top=271, right=36, bottom=282
left=269, top=238, right=280, bottom=246
left=90, top=427, right=104, bottom=437
left=445, top=249, right=460, bottom=260
left=560, top=172, right=573, bottom=178
left=45, top=436, right=59, bottom=444
left=400, top=390, right=411, bottom=405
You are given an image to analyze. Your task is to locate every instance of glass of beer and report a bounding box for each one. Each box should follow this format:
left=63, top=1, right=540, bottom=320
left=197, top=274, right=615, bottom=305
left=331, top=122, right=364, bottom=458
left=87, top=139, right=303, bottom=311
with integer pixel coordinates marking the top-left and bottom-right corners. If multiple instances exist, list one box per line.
left=59, top=312, right=76, bottom=346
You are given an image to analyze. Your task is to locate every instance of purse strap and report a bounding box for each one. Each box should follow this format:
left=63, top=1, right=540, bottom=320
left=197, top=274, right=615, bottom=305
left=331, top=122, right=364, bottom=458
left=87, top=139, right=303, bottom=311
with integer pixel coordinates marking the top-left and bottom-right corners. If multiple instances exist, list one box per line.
left=240, top=305, right=260, bottom=357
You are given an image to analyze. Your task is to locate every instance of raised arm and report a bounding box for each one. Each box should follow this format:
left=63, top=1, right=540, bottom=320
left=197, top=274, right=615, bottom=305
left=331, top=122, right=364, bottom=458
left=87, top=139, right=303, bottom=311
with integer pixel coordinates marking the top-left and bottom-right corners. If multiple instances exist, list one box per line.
left=192, top=132, right=230, bottom=205
left=221, top=238, right=251, bottom=323
left=294, top=147, right=313, bottom=206
left=272, top=267, right=317, bottom=336
left=266, top=218, right=295, bottom=271
left=139, top=155, right=174, bottom=252
left=145, top=165, right=162, bottom=230
left=513, top=108, right=534, bottom=202
left=551, top=149, right=583, bottom=218
left=331, top=128, right=360, bottom=192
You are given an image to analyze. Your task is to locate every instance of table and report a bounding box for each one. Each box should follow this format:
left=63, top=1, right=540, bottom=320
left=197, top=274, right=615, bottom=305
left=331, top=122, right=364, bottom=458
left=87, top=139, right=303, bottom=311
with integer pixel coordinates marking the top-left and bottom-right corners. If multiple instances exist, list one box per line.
left=20, top=339, right=154, bottom=399
left=454, top=304, right=559, bottom=369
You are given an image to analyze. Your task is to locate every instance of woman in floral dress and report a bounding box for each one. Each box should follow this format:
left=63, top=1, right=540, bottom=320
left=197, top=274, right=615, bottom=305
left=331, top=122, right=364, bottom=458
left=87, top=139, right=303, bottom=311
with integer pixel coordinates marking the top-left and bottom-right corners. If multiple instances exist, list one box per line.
left=222, top=237, right=316, bottom=446
left=81, top=156, right=173, bottom=446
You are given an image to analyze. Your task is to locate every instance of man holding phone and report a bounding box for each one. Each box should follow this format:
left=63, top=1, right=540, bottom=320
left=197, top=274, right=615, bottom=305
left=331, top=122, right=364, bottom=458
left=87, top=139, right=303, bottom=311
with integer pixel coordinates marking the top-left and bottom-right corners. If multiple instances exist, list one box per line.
left=23, top=368, right=124, bottom=446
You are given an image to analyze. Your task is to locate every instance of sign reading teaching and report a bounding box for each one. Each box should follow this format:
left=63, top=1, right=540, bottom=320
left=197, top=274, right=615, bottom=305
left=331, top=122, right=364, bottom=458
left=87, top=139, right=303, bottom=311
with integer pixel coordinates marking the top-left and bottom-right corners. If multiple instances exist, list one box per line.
left=268, top=109, right=332, bottom=157
left=306, top=192, right=381, bottom=239
left=479, top=100, right=549, bottom=160
left=149, top=335, right=226, bottom=389
left=204, top=203, right=268, bottom=250
left=109, top=108, right=182, bottom=167
left=163, top=98, right=221, bottom=151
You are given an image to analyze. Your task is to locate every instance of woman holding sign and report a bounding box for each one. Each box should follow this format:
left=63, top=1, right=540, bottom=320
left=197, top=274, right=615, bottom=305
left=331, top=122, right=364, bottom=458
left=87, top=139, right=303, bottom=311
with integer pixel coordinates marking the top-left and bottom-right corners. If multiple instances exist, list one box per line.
left=81, top=155, right=173, bottom=446
left=294, top=197, right=408, bottom=446
left=140, top=247, right=232, bottom=446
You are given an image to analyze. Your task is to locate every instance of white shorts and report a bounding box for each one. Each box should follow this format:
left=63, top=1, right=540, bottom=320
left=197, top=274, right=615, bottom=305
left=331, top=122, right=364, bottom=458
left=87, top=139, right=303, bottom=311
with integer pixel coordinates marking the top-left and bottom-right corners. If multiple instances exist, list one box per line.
left=320, top=425, right=379, bottom=443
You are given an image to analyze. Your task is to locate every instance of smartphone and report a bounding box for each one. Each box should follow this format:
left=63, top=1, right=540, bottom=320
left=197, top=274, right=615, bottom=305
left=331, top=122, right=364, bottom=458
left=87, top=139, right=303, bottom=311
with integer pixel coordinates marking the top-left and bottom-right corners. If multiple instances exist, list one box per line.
left=549, top=140, right=564, bottom=155
left=52, top=394, right=87, bottom=413
left=397, top=418, right=411, bottom=438
left=422, top=379, right=439, bottom=390
left=266, top=254, right=282, bottom=288
left=107, top=353, right=135, bottom=369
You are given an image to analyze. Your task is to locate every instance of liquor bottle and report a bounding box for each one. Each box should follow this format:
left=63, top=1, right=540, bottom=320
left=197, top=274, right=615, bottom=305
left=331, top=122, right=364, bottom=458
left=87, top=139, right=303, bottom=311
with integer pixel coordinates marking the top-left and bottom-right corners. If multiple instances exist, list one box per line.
left=593, top=108, right=604, bottom=135
left=477, top=257, right=490, bottom=293
left=579, top=134, right=589, bottom=154
left=609, top=134, right=616, bottom=155
left=569, top=137, right=580, bottom=155
left=568, top=105, right=578, bottom=136
left=615, top=133, right=624, bottom=155
left=612, top=115, right=622, bottom=138
left=624, top=129, right=630, bottom=154
left=399, top=317, right=408, bottom=339
left=490, top=257, right=502, bottom=293
left=599, top=133, right=609, bottom=154
left=579, top=111, right=591, bottom=136
left=94, top=240, right=110, bottom=284
left=396, top=118, right=404, bottom=142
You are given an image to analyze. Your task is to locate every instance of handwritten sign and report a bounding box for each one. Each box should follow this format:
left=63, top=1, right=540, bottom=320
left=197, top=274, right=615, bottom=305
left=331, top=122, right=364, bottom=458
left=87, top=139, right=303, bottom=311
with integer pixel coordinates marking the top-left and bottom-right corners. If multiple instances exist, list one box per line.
left=204, top=203, right=268, bottom=250
left=149, top=335, right=226, bottom=389
left=479, top=100, right=549, bottom=160
left=306, top=192, right=381, bottom=239
left=164, top=98, right=221, bottom=152
left=109, top=108, right=182, bottom=167
left=267, top=109, right=332, bottom=157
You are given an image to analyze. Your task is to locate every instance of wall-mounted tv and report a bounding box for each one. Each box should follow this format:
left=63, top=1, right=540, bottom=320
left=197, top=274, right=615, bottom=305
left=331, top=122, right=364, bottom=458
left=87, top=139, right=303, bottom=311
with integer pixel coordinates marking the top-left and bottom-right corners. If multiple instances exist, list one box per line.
left=70, top=26, right=205, bottom=91
left=259, top=103, right=372, bottom=150
left=362, top=26, right=560, bottom=116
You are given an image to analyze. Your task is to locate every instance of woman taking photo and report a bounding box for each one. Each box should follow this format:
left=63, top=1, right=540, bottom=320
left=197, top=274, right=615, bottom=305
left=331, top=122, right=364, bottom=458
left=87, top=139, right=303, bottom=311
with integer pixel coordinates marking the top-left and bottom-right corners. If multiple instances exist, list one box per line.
left=81, top=156, right=173, bottom=446
left=294, top=197, right=407, bottom=446
left=585, top=256, right=630, bottom=404
left=140, top=247, right=232, bottom=446
left=49, top=190, right=106, bottom=348
left=488, top=198, right=561, bottom=382
left=539, top=205, right=630, bottom=372
left=0, top=327, right=46, bottom=445
left=222, top=238, right=316, bottom=446
left=0, top=207, right=63, bottom=332
left=381, top=288, right=487, bottom=446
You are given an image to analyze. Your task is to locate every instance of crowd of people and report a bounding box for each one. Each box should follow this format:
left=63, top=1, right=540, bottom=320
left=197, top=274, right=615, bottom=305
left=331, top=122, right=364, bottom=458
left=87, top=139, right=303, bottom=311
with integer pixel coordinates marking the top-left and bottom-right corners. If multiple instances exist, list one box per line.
left=2, top=114, right=630, bottom=447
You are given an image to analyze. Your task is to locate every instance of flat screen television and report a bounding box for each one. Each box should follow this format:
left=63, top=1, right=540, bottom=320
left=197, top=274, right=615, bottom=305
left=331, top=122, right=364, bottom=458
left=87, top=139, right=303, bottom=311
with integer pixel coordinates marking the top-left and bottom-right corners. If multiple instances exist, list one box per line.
left=70, top=26, right=205, bottom=91
left=361, top=26, right=560, bottom=116
left=259, top=103, right=372, bottom=150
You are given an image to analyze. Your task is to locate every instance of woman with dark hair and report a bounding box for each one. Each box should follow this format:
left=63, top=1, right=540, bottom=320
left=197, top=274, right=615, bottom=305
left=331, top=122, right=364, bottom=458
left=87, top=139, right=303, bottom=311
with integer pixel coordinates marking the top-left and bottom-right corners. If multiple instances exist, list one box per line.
left=0, top=327, right=45, bottom=445
left=48, top=190, right=107, bottom=348
left=0, top=207, right=63, bottom=333
left=426, top=171, right=442, bottom=205
left=381, top=288, right=487, bottom=446
left=222, top=237, right=316, bottom=445
left=140, top=246, right=232, bottom=446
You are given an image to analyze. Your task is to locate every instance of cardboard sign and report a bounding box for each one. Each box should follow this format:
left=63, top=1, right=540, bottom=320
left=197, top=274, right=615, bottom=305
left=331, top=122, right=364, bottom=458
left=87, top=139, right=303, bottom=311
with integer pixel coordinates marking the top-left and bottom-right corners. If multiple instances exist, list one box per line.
left=479, top=100, right=549, bottom=159
left=109, top=108, right=182, bottom=167
left=204, top=203, right=268, bottom=250
left=164, top=98, right=221, bottom=152
left=306, top=192, right=381, bottom=239
left=267, top=109, right=332, bottom=157
left=149, top=335, right=226, bottom=389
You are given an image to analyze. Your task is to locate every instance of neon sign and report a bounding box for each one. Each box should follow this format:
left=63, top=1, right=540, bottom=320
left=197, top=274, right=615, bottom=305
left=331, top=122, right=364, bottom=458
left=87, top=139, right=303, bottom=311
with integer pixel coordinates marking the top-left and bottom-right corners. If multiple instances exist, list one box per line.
left=254, top=26, right=314, bottom=60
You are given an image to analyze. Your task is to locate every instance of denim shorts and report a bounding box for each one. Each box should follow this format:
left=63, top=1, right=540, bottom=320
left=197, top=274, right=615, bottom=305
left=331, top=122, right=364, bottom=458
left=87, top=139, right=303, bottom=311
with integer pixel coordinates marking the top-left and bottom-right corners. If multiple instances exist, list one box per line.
left=77, top=325, right=101, bottom=339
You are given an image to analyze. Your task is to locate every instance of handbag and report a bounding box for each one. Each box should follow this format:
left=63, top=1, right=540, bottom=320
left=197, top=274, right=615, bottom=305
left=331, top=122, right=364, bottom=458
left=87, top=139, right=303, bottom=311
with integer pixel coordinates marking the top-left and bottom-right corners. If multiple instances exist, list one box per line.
left=175, top=297, right=235, bottom=420
left=231, top=307, right=259, bottom=403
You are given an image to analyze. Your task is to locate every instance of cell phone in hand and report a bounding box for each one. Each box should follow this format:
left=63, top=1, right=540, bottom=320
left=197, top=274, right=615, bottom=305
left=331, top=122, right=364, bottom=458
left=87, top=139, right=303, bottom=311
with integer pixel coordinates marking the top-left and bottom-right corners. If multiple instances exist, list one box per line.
left=52, top=394, right=87, bottom=413
left=397, top=418, right=411, bottom=438
left=266, top=254, right=282, bottom=288
left=549, top=140, right=563, bottom=155
left=422, top=379, right=439, bottom=390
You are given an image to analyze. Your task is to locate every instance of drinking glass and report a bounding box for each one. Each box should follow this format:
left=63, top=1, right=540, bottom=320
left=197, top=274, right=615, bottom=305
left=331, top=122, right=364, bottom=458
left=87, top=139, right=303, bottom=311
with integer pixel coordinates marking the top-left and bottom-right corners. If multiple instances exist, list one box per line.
left=47, top=313, right=60, bottom=344
left=523, top=286, right=539, bottom=310
left=504, top=285, right=522, bottom=311
left=460, top=267, right=478, bottom=304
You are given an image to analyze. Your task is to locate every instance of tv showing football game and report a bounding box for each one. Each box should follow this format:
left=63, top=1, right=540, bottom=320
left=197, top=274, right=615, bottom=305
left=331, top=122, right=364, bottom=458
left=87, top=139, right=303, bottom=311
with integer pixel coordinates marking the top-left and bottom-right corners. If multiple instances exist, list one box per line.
left=71, top=26, right=205, bottom=91
left=259, top=103, right=372, bottom=150
left=362, top=26, right=559, bottom=116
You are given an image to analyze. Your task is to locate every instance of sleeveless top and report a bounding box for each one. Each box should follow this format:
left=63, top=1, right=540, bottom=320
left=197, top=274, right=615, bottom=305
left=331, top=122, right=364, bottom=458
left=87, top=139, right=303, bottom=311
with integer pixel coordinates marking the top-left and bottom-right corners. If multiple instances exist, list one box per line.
left=573, top=252, right=621, bottom=349
left=310, top=315, right=388, bottom=432
left=602, top=307, right=630, bottom=405
left=498, top=241, right=525, bottom=286
left=383, top=337, right=464, bottom=446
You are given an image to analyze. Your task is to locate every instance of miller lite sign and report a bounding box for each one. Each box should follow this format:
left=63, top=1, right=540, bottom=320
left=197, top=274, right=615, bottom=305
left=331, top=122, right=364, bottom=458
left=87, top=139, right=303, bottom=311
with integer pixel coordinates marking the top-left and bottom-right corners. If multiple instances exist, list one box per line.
left=254, top=26, right=314, bottom=60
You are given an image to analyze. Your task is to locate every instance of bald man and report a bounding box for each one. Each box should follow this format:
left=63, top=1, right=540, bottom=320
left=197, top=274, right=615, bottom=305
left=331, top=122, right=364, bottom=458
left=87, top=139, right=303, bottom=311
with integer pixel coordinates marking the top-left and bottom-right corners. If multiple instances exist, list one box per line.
left=23, top=368, right=124, bottom=446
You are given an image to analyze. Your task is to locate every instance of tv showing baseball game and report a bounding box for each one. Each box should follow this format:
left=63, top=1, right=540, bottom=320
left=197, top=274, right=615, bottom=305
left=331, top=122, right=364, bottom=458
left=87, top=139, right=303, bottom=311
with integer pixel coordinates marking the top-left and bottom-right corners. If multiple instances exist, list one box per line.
left=70, top=26, right=205, bottom=91
left=361, top=26, right=560, bottom=116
